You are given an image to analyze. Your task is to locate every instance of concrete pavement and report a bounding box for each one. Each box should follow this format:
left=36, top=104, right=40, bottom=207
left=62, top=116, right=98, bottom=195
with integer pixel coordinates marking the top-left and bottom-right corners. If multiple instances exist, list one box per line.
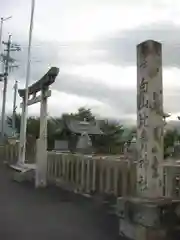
left=0, top=165, right=121, bottom=240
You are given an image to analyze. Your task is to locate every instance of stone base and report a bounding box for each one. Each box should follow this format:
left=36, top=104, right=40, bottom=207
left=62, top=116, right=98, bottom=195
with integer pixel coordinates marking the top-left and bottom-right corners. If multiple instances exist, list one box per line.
left=10, top=163, right=36, bottom=183
left=117, top=197, right=180, bottom=240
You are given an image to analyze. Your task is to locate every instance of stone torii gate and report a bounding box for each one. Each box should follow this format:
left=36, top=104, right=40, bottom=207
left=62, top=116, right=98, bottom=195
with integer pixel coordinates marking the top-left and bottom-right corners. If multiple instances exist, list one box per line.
left=17, top=67, right=59, bottom=187
left=117, top=40, right=180, bottom=240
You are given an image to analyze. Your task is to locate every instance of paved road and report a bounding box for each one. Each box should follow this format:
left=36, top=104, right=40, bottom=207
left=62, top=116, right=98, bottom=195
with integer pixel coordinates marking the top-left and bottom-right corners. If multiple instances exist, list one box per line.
left=0, top=166, right=120, bottom=240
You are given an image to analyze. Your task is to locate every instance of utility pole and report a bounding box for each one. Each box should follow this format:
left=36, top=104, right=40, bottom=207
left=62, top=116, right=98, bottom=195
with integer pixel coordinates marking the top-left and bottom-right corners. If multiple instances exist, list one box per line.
left=12, top=80, right=18, bottom=136
left=0, top=16, right=12, bottom=72
left=18, top=0, right=35, bottom=165
left=0, top=35, right=20, bottom=143
left=0, top=18, right=3, bottom=57
left=1, top=34, right=11, bottom=142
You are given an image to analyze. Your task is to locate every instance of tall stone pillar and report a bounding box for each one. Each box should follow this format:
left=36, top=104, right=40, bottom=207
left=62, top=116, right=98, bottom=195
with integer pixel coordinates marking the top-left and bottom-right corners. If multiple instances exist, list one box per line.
left=136, top=40, right=164, bottom=198
left=35, top=88, right=48, bottom=188
left=117, top=40, right=180, bottom=240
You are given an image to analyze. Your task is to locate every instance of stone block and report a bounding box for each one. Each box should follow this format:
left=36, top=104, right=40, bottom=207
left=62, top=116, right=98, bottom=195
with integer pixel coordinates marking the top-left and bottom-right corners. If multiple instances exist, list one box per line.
left=117, top=196, right=180, bottom=239
left=136, top=225, right=166, bottom=240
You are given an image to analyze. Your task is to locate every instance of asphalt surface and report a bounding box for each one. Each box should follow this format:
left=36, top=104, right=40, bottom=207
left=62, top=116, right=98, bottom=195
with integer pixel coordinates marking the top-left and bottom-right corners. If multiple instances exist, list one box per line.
left=0, top=165, right=120, bottom=240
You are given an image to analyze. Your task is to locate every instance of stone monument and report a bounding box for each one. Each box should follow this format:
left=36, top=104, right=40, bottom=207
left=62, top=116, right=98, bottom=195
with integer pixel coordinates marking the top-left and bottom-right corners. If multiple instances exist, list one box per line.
left=136, top=40, right=164, bottom=197
left=117, top=40, right=180, bottom=240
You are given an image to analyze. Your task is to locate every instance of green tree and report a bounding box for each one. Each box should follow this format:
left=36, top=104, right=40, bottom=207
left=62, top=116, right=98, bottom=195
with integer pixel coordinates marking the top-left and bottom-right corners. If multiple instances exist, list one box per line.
left=47, top=117, right=66, bottom=149
left=73, top=107, right=95, bottom=121
left=26, top=117, right=40, bottom=138
left=7, top=114, right=56, bottom=150
left=7, top=113, right=21, bottom=134
left=7, top=109, right=126, bottom=153
left=94, top=119, right=124, bottom=153
left=7, top=114, right=40, bottom=137
left=164, top=129, right=180, bottom=158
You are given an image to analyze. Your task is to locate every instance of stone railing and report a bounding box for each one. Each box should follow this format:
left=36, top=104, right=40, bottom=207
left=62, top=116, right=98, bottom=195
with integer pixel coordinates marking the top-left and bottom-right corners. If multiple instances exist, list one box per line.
left=0, top=143, right=36, bottom=165
left=3, top=144, right=179, bottom=199
left=0, top=143, right=18, bottom=165
left=47, top=152, right=137, bottom=197
left=163, top=160, right=180, bottom=198
left=0, top=144, right=137, bottom=197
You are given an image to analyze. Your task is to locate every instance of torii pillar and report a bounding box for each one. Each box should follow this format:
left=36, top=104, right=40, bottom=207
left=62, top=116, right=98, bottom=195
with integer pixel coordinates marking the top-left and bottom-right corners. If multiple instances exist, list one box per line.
left=35, top=87, right=48, bottom=188
left=14, top=67, right=59, bottom=188
left=117, top=40, right=180, bottom=240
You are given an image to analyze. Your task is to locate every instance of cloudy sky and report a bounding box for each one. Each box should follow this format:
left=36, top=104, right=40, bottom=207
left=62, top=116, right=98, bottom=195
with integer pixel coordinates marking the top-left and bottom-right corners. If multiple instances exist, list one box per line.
left=1, top=0, right=180, bottom=125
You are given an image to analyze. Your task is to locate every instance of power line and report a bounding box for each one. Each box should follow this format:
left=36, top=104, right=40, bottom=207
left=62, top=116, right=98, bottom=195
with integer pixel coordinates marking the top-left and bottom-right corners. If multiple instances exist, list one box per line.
left=18, top=42, right=86, bottom=48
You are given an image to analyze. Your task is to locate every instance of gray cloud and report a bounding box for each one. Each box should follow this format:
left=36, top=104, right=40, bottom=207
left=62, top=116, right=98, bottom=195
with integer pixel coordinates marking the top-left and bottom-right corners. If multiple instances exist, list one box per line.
left=11, top=21, right=180, bottom=86
left=6, top=21, right=180, bottom=121
left=54, top=73, right=180, bottom=116
left=5, top=70, right=180, bottom=122
left=93, top=22, right=180, bottom=67
left=54, top=73, right=135, bottom=114
left=164, top=88, right=180, bottom=113
left=9, top=40, right=60, bottom=86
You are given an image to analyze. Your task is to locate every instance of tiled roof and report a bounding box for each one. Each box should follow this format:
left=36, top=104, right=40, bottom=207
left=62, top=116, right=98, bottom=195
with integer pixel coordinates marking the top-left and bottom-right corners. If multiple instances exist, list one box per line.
left=65, top=119, right=103, bottom=135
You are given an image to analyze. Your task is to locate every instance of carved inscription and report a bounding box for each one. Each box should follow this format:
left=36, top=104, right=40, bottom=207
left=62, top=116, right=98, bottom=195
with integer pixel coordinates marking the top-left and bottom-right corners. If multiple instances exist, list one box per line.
left=138, top=113, right=148, bottom=128
left=154, top=127, right=163, bottom=143
left=137, top=49, right=150, bottom=193
left=139, top=60, right=147, bottom=69
left=140, top=128, right=148, bottom=141
left=151, top=156, right=159, bottom=178
left=137, top=41, right=163, bottom=195
left=139, top=159, right=144, bottom=168
left=140, top=142, right=147, bottom=151
left=140, top=78, right=148, bottom=92
left=137, top=78, right=148, bottom=111
left=150, top=91, right=161, bottom=113
left=144, top=153, right=149, bottom=168
left=154, top=127, right=159, bottom=141
left=137, top=94, right=148, bottom=110
left=152, top=146, right=157, bottom=153
left=140, top=41, right=161, bottom=78
left=152, top=127, right=160, bottom=178
left=138, top=175, right=148, bottom=191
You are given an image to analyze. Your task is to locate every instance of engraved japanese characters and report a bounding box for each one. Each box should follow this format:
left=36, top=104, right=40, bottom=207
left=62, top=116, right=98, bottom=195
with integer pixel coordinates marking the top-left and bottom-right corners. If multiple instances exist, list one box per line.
left=137, top=40, right=164, bottom=197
